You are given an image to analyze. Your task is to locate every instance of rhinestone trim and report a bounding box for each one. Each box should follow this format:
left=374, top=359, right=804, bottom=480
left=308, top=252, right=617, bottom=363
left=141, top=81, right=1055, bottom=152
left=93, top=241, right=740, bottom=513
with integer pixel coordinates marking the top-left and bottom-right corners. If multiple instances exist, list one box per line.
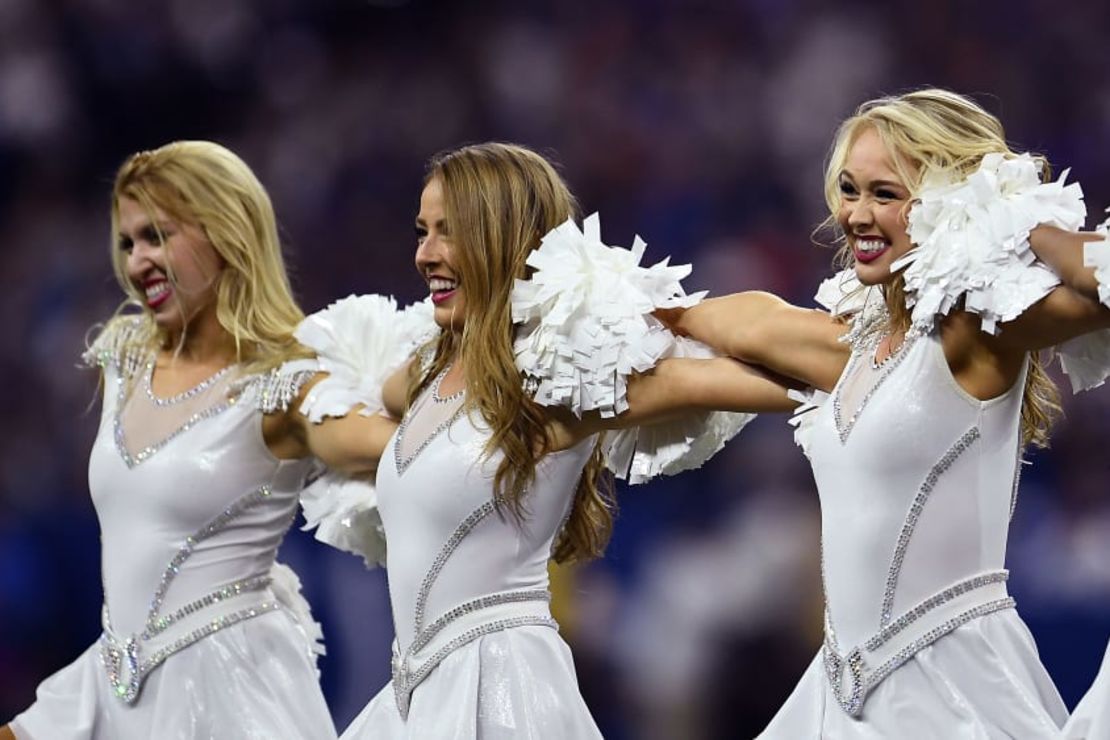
left=431, top=365, right=464, bottom=404
left=393, top=615, right=559, bottom=720
left=410, top=589, right=551, bottom=654
left=100, top=485, right=282, bottom=704
left=393, top=390, right=468, bottom=477
left=414, top=500, right=497, bottom=632
left=879, top=427, right=980, bottom=626
left=390, top=498, right=557, bottom=718
left=113, top=375, right=236, bottom=470
left=832, top=330, right=919, bottom=444
left=232, top=366, right=317, bottom=414
left=142, top=359, right=234, bottom=407
left=822, top=574, right=1015, bottom=717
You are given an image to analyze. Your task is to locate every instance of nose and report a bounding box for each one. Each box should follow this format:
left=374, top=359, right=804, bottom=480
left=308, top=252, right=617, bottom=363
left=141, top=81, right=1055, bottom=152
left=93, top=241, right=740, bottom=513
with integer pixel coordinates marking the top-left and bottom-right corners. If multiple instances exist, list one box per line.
left=126, top=241, right=157, bottom=279
left=845, top=198, right=873, bottom=232
left=414, top=234, right=440, bottom=273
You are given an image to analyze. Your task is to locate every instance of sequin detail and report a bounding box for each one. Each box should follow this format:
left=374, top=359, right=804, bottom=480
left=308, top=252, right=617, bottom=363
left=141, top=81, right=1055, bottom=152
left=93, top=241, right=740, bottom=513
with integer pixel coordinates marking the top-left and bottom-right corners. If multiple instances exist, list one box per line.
left=82, top=315, right=148, bottom=380
left=113, top=377, right=235, bottom=469
left=100, top=485, right=281, bottom=704
left=391, top=499, right=556, bottom=718
left=879, top=427, right=980, bottom=626
left=233, top=366, right=317, bottom=414
left=822, top=572, right=1014, bottom=717
left=142, top=360, right=234, bottom=407
left=393, top=385, right=466, bottom=476
left=832, top=330, right=920, bottom=444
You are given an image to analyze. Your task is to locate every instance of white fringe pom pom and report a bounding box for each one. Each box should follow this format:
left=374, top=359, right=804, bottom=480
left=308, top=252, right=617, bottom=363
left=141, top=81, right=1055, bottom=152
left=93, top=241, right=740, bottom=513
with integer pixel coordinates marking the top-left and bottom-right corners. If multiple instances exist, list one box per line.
left=897, top=153, right=1085, bottom=335
left=603, top=337, right=755, bottom=484
left=268, top=561, right=326, bottom=671
left=512, top=213, right=705, bottom=419
left=295, top=294, right=439, bottom=422
left=1086, top=210, right=1110, bottom=308
left=299, top=469, right=387, bottom=568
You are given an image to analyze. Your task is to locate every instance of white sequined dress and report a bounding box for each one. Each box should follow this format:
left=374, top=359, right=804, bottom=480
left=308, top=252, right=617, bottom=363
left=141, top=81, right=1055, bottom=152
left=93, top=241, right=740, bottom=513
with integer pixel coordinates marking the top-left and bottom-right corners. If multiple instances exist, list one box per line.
left=340, top=368, right=603, bottom=739
left=10, top=319, right=336, bottom=740
left=761, top=329, right=1068, bottom=738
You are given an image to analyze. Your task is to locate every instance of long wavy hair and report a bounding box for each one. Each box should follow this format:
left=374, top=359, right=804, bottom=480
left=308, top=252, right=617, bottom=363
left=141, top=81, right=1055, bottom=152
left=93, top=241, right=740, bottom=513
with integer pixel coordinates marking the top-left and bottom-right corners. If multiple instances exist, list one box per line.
left=101, top=140, right=308, bottom=373
left=406, top=142, right=615, bottom=563
left=822, top=88, right=1060, bottom=447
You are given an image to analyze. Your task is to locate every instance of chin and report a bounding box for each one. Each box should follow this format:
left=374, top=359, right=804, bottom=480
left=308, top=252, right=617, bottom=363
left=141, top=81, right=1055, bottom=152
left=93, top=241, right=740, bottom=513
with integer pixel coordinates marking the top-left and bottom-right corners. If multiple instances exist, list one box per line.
left=853, top=261, right=893, bottom=287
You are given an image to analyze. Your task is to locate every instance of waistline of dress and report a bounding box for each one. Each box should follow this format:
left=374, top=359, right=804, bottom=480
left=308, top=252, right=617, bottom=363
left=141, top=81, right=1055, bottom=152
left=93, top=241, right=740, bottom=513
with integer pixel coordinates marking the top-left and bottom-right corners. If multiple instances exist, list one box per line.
left=822, top=570, right=1015, bottom=717
left=99, top=581, right=281, bottom=704
left=390, top=590, right=558, bottom=720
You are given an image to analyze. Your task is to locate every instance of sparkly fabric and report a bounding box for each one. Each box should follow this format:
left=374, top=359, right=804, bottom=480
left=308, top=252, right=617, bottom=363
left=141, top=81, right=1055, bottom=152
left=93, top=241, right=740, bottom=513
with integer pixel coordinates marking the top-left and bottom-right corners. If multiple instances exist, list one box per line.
left=761, top=332, right=1067, bottom=737
left=1067, top=640, right=1110, bottom=739
left=13, top=356, right=335, bottom=739
left=340, top=378, right=602, bottom=738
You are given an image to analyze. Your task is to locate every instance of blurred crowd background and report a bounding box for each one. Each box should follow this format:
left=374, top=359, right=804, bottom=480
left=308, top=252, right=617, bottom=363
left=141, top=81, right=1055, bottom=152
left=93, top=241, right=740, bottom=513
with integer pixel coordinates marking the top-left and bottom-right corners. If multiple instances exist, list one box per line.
left=1, top=0, right=1109, bottom=737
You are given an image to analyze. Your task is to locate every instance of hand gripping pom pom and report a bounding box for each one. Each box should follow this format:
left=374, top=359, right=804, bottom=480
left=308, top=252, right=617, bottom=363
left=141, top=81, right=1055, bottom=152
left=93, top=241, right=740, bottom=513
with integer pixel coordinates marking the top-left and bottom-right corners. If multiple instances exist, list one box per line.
left=1087, top=210, right=1110, bottom=308
left=896, top=153, right=1086, bottom=335
left=295, top=295, right=439, bottom=422
left=512, top=213, right=705, bottom=419
left=512, top=213, right=753, bottom=483
left=603, top=337, right=756, bottom=484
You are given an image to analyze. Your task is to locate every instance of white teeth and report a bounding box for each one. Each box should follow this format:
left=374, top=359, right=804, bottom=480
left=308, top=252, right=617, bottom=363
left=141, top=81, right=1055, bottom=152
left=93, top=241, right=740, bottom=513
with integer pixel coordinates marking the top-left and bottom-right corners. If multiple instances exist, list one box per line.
left=145, top=282, right=170, bottom=300
left=428, top=278, right=458, bottom=292
left=856, top=238, right=888, bottom=254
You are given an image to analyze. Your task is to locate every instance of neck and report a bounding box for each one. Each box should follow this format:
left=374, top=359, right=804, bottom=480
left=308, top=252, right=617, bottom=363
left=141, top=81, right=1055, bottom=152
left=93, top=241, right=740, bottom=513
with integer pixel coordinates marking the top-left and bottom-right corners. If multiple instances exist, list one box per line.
left=163, top=306, right=238, bottom=365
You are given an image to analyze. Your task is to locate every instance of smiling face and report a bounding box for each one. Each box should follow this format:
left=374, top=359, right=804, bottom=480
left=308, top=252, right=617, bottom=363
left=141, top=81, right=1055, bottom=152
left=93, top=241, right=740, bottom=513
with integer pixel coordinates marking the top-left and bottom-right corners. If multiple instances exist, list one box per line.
left=415, top=177, right=465, bottom=331
left=836, top=126, right=916, bottom=286
left=116, top=196, right=224, bottom=336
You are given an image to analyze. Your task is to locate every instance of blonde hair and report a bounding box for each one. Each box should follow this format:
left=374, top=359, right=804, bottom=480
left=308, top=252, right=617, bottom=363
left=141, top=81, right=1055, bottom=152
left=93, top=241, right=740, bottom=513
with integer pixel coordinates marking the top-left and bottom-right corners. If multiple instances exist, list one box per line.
left=407, top=142, right=615, bottom=563
left=822, top=88, right=1060, bottom=447
left=103, top=140, right=308, bottom=373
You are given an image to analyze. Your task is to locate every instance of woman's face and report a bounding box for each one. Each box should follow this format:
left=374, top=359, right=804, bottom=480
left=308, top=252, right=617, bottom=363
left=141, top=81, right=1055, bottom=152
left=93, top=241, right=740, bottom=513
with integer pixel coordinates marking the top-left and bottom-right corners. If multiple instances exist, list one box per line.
left=836, top=126, right=915, bottom=286
left=118, top=196, right=224, bottom=335
left=415, top=177, right=465, bottom=332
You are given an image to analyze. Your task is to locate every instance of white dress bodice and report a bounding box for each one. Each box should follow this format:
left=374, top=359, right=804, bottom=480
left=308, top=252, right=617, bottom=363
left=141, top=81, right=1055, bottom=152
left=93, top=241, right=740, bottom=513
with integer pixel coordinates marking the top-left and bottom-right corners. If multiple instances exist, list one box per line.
left=805, top=330, right=1026, bottom=715
left=375, top=373, right=593, bottom=717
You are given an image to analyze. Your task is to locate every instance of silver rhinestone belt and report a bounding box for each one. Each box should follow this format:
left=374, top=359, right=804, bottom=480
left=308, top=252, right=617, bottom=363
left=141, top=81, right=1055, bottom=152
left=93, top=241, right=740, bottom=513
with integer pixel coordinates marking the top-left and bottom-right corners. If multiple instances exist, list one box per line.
left=99, top=583, right=280, bottom=703
left=822, top=570, right=1014, bottom=717
left=390, top=591, right=558, bottom=719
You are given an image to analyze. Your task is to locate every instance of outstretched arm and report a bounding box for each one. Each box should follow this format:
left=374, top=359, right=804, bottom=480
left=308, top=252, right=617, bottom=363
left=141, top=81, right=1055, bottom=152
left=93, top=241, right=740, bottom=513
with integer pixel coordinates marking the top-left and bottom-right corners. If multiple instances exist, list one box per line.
left=668, top=292, right=851, bottom=392
left=558, top=356, right=799, bottom=446
left=265, top=373, right=399, bottom=475
left=1030, top=225, right=1105, bottom=301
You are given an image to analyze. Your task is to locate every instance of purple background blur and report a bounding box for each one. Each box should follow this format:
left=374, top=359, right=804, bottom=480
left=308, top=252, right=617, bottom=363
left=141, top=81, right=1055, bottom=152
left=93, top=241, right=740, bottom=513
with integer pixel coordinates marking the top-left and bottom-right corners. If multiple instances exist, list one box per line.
left=1, top=1, right=1109, bottom=737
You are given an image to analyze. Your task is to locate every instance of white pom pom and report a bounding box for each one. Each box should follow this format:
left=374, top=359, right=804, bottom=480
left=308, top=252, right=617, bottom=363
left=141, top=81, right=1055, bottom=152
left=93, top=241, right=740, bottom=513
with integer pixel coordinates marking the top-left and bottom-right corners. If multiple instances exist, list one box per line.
left=897, top=153, right=1085, bottom=334
left=300, top=471, right=386, bottom=568
left=268, top=561, right=326, bottom=670
left=814, top=269, right=867, bottom=316
left=1085, top=210, right=1110, bottom=308
left=603, top=337, right=755, bottom=484
left=786, top=387, right=829, bottom=460
left=295, top=295, right=439, bottom=422
left=512, top=213, right=704, bottom=419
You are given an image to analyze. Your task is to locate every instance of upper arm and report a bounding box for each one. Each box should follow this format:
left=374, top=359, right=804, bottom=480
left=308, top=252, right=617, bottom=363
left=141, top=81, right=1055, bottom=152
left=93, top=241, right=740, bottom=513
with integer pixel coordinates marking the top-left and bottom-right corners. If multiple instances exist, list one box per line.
left=560, top=356, right=799, bottom=445
left=675, top=292, right=851, bottom=392
left=1029, top=225, right=1104, bottom=300
left=993, top=285, right=1110, bottom=352
left=266, top=372, right=399, bottom=474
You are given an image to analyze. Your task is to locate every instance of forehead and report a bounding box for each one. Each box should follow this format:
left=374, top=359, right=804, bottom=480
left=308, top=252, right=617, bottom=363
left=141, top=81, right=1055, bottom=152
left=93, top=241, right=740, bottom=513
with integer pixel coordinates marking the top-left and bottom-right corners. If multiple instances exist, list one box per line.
left=842, top=127, right=903, bottom=182
left=116, top=195, right=171, bottom=230
left=418, top=177, right=445, bottom=217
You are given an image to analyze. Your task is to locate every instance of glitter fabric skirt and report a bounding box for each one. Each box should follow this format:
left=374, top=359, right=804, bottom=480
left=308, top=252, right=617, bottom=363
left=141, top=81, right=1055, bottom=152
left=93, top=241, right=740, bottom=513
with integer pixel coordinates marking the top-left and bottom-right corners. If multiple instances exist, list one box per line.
left=10, top=609, right=336, bottom=740
left=1067, top=640, right=1110, bottom=739
left=340, top=625, right=601, bottom=739
left=758, top=609, right=1067, bottom=739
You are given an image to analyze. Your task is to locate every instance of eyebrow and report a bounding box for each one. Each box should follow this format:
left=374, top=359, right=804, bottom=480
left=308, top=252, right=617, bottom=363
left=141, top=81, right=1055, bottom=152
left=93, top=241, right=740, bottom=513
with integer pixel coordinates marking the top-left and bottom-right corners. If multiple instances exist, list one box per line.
left=414, top=217, right=447, bottom=229
left=838, top=171, right=906, bottom=190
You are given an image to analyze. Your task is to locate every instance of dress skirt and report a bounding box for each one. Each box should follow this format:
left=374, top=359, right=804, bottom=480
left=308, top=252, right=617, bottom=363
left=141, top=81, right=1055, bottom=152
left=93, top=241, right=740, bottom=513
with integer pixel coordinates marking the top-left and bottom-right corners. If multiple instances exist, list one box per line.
left=1066, top=640, right=1110, bottom=740
left=10, top=609, right=336, bottom=740
left=758, top=610, right=1068, bottom=739
left=340, top=625, right=602, bottom=739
